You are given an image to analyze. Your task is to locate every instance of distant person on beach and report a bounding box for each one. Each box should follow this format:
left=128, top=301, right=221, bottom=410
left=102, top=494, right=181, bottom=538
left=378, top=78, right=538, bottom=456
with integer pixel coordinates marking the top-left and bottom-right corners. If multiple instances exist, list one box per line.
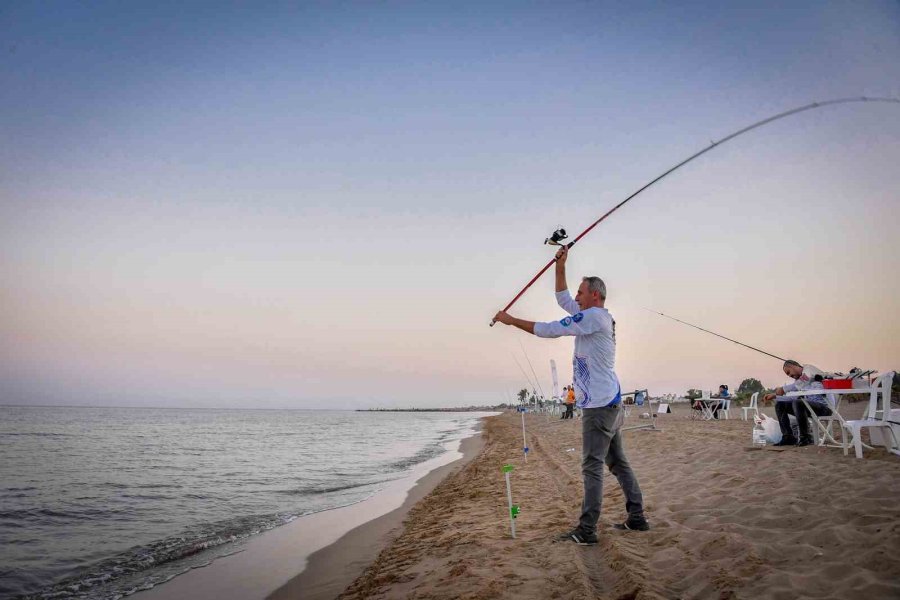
left=493, top=244, right=648, bottom=545
left=763, top=360, right=832, bottom=447
left=562, top=386, right=576, bottom=419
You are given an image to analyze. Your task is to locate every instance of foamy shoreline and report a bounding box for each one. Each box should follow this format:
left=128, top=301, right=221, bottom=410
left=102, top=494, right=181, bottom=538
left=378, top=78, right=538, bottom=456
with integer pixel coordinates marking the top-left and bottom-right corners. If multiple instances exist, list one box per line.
left=129, top=419, right=489, bottom=600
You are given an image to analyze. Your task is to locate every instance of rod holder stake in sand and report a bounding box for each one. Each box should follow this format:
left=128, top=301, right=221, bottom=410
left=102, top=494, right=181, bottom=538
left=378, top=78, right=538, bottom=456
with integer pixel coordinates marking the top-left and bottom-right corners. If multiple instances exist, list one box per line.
left=519, top=408, right=529, bottom=462
left=502, top=464, right=518, bottom=538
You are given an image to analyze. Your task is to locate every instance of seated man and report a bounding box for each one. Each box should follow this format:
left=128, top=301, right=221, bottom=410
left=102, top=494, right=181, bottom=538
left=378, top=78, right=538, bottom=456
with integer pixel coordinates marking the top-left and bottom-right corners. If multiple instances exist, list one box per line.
left=763, top=359, right=832, bottom=447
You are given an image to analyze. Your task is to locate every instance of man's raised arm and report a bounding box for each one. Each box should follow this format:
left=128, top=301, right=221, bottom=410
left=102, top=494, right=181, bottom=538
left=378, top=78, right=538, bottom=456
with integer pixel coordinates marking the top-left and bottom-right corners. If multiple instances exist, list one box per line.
left=555, top=245, right=568, bottom=292
left=554, top=245, right=580, bottom=315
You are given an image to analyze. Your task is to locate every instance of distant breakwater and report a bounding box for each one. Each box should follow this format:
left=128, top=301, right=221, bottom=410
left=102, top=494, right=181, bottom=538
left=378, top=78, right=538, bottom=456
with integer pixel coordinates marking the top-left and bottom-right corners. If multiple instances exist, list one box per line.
left=357, top=406, right=509, bottom=413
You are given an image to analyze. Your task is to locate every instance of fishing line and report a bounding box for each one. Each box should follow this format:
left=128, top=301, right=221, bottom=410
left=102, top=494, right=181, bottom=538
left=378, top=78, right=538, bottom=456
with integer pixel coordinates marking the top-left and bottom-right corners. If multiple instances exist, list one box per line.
left=642, top=307, right=786, bottom=362
left=519, top=341, right=546, bottom=401
left=511, top=354, right=538, bottom=398
left=490, top=96, right=900, bottom=326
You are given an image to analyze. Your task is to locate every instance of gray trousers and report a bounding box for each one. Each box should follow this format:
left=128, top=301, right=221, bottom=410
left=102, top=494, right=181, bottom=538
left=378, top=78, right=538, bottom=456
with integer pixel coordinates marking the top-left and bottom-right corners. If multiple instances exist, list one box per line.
left=579, top=405, right=644, bottom=533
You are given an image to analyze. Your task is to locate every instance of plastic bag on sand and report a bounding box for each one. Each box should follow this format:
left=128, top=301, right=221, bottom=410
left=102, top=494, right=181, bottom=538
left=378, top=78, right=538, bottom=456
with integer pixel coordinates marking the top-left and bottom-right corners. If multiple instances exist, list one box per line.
left=755, top=414, right=782, bottom=444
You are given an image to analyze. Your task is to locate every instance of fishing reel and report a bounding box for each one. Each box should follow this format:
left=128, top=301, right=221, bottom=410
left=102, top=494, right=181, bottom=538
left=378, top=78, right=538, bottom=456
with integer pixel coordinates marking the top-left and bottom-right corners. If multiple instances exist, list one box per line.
left=544, top=227, right=568, bottom=246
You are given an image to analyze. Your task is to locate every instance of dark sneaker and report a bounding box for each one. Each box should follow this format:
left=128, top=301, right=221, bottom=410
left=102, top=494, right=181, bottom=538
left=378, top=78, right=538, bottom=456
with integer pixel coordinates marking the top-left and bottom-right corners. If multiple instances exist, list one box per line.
left=797, top=436, right=815, bottom=447
left=557, top=528, right=598, bottom=545
left=613, top=516, right=650, bottom=531
left=772, top=435, right=797, bottom=447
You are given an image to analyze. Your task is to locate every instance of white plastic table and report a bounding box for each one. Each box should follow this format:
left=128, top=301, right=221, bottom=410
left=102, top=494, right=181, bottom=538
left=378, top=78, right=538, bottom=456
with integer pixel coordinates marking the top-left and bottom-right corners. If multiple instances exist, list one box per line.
left=695, top=398, right=723, bottom=421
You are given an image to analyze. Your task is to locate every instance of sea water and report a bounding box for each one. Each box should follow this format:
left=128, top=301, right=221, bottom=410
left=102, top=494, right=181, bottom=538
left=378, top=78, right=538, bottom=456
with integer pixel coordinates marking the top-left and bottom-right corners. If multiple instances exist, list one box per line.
left=0, top=406, right=492, bottom=600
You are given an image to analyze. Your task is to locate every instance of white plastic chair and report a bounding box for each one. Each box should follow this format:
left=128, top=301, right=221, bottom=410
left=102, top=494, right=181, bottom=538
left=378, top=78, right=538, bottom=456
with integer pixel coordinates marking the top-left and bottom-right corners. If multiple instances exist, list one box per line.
left=842, top=372, right=898, bottom=459
left=804, top=391, right=847, bottom=448
left=716, top=397, right=731, bottom=420
left=789, top=389, right=853, bottom=449
left=741, top=392, right=759, bottom=421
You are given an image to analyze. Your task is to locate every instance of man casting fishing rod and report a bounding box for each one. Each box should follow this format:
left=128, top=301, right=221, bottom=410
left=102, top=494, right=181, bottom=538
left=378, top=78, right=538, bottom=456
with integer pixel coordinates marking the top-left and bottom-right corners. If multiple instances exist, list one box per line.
left=493, top=245, right=648, bottom=545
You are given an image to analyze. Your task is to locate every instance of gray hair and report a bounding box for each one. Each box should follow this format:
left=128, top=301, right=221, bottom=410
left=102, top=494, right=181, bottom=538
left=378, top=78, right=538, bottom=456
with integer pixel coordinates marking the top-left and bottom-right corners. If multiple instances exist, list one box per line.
left=582, top=276, right=606, bottom=299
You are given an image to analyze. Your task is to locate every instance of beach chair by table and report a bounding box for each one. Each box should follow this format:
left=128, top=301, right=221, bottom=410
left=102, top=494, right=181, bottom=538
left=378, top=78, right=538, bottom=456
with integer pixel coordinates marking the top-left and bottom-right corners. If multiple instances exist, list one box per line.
left=808, top=391, right=854, bottom=448
left=741, top=392, right=759, bottom=421
left=714, top=397, right=731, bottom=419
left=842, top=372, right=899, bottom=459
left=687, top=401, right=702, bottom=420
left=784, top=390, right=849, bottom=449
left=687, top=392, right=711, bottom=420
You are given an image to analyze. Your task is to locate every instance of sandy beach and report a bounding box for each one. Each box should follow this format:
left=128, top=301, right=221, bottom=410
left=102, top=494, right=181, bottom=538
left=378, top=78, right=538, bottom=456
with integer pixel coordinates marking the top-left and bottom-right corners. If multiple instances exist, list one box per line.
left=332, top=405, right=900, bottom=599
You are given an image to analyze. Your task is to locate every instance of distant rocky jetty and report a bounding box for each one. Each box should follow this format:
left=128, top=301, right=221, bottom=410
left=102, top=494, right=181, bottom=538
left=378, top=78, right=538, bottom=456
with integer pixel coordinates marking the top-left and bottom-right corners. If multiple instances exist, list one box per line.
left=356, top=405, right=513, bottom=413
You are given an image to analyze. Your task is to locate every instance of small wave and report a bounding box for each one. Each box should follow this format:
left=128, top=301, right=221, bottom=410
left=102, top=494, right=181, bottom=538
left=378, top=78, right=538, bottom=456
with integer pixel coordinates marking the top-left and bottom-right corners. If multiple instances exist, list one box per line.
left=387, top=443, right=446, bottom=471
left=23, top=512, right=296, bottom=599
left=133, top=483, right=182, bottom=490
left=119, top=493, right=178, bottom=501
left=276, top=481, right=373, bottom=496
left=0, top=507, right=83, bottom=521
left=0, top=432, right=75, bottom=438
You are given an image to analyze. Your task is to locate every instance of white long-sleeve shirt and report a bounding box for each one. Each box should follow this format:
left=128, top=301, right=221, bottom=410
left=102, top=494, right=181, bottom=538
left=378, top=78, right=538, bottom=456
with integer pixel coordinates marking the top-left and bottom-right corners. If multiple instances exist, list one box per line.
left=779, top=363, right=828, bottom=405
left=533, top=290, right=621, bottom=409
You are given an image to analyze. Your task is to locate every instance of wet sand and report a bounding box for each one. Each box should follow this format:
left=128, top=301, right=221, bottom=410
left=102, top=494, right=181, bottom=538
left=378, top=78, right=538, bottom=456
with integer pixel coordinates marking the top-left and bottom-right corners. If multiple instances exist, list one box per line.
left=267, top=433, right=484, bottom=600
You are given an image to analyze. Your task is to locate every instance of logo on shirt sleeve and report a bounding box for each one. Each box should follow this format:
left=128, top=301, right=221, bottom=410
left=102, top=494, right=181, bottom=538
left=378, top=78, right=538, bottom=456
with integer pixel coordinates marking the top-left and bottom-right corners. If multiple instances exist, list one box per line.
left=560, top=317, right=573, bottom=327
left=572, top=312, right=584, bottom=323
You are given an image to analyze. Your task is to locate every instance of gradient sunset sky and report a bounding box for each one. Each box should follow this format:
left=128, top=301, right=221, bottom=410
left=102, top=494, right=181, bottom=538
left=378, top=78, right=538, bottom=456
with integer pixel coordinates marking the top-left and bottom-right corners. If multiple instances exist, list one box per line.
left=2, top=1, right=899, bottom=408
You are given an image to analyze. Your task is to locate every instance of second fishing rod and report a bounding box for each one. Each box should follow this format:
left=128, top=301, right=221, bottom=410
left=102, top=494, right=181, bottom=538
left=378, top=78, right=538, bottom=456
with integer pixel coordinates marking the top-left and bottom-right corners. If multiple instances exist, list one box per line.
left=642, top=308, right=787, bottom=362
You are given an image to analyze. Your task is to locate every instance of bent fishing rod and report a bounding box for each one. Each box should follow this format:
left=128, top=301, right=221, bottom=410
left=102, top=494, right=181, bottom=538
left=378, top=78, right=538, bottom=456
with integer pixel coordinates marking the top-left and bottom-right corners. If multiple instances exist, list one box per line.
left=489, top=96, right=900, bottom=326
left=643, top=308, right=786, bottom=362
